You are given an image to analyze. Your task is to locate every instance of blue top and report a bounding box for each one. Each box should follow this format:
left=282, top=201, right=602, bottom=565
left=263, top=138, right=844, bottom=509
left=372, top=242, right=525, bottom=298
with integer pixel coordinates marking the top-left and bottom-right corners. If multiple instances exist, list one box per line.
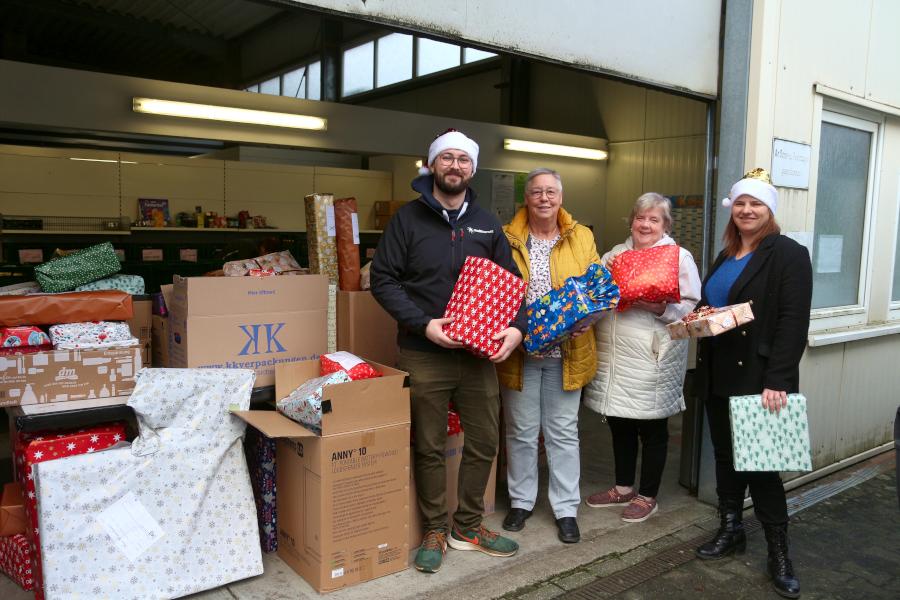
left=705, top=253, right=753, bottom=307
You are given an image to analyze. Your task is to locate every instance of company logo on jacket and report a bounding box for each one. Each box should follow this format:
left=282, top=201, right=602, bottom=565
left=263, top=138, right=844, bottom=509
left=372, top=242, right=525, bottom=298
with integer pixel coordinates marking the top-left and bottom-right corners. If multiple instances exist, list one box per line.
left=467, top=227, right=494, bottom=235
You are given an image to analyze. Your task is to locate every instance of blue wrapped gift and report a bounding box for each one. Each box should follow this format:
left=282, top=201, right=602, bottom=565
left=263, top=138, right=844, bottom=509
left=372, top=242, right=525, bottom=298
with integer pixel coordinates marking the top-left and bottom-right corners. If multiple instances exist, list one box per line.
left=524, top=263, right=619, bottom=354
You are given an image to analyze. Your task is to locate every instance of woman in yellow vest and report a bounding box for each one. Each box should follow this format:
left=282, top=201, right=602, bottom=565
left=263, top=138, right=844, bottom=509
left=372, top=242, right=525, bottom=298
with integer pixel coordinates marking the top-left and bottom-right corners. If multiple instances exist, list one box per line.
left=495, top=168, right=600, bottom=544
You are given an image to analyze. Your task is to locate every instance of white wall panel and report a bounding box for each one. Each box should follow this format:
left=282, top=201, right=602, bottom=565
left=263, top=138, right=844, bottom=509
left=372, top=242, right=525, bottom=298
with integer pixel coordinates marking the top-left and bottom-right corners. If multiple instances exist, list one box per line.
left=289, top=0, right=721, bottom=96
left=866, top=0, right=900, bottom=108
left=773, top=0, right=875, bottom=143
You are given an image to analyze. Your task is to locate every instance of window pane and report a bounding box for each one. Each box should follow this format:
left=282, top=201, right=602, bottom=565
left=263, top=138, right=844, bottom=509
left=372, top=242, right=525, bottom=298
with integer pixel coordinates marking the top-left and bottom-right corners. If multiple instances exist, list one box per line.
left=342, top=41, right=374, bottom=96
left=893, top=219, right=900, bottom=301
left=282, top=67, right=307, bottom=99
left=463, top=47, right=497, bottom=63
left=308, top=61, right=321, bottom=100
left=377, top=33, right=413, bottom=87
left=246, top=84, right=259, bottom=93
left=259, top=77, right=280, bottom=95
left=417, top=38, right=460, bottom=76
left=811, top=120, right=872, bottom=309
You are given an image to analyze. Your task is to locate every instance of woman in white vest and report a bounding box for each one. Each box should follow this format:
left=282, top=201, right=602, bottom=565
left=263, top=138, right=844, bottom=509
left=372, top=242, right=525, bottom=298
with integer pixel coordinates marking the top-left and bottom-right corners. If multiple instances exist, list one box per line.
left=583, top=193, right=700, bottom=523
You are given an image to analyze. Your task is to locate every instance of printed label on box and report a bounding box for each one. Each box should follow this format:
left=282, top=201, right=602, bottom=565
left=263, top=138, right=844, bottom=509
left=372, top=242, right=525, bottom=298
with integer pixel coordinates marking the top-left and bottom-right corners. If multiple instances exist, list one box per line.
left=142, top=249, right=163, bottom=262
left=17, top=249, right=43, bottom=264
left=180, top=248, right=198, bottom=262
left=331, top=567, right=344, bottom=579
left=97, top=491, right=165, bottom=562
left=325, top=205, right=336, bottom=237
left=351, top=213, right=360, bottom=245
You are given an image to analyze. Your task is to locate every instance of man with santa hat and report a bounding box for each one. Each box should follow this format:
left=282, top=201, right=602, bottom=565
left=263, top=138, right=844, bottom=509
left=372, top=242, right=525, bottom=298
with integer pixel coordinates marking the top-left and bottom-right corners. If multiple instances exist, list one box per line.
left=372, top=129, right=526, bottom=574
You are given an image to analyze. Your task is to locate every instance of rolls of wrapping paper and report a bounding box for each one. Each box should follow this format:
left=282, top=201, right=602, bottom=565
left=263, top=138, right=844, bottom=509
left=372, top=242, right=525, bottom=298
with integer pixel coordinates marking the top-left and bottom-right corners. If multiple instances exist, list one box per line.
left=304, top=193, right=339, bottom=285
left=34, top=242, right=121, bottom=293
left=334, top=197, right=362, bottom=291
left=0, top=290, right=133, bottom=327
left=525, top=263, right=620, bottom=354
left=74, top=273, right=145, bottom=295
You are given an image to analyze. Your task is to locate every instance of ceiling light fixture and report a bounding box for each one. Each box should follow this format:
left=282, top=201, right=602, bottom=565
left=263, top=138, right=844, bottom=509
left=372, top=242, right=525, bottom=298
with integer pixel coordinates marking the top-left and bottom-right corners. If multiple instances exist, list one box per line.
left=69, top=158, right=137, bottom=164
left=503, top=139, right=607, bottom=160
left=132, top=98, right=327, bottom=131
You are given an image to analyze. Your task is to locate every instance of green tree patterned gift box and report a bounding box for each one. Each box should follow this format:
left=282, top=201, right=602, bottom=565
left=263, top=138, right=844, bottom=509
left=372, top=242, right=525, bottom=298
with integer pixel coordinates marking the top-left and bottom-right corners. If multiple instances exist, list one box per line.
left=729, top=393, right=812, bottom=472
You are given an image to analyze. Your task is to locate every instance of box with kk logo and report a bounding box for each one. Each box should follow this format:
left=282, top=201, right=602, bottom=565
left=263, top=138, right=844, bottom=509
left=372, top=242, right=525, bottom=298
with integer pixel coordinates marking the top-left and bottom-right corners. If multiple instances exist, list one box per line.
left=168, top=274, right=329, bottom=388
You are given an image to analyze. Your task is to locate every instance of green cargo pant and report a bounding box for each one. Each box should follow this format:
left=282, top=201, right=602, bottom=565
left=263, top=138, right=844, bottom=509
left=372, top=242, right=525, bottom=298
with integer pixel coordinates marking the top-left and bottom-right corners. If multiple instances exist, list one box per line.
left=399, top=346, right=500, bottom=532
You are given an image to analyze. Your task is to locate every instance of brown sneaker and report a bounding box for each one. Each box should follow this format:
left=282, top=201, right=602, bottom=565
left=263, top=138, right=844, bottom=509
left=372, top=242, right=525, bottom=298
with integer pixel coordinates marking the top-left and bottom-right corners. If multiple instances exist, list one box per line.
left=585, top=486, right=636, bottom=508
left=621, top=496, right=658, bottom=523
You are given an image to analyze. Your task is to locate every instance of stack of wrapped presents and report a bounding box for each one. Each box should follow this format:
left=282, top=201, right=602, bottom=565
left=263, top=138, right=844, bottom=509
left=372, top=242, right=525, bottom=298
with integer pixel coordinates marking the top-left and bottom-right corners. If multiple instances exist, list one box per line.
left=0, top=209, right=642, bottom=597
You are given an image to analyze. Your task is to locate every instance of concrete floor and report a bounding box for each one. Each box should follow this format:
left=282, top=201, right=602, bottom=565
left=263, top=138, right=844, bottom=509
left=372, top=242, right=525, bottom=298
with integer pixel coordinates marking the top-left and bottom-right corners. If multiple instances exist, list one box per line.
left=0, top=407, right=716, bottom=599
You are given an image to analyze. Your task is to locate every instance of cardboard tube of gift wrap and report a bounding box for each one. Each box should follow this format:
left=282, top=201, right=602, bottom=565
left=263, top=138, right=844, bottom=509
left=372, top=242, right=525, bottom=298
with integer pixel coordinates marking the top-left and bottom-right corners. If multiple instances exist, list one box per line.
left=0, top=290, right=133, bottom=327
left=304, top=193, right=339, bottom=285
left=334, top=197, right=362, bottom=291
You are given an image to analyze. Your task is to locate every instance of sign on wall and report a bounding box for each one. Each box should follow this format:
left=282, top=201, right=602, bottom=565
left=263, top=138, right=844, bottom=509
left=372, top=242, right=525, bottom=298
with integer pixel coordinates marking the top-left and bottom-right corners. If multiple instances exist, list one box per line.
left=772, top=139, right=812, bottom=189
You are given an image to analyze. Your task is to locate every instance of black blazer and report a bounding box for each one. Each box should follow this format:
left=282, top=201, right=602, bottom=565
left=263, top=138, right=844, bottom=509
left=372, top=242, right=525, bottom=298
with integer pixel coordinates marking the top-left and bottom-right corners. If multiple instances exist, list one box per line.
left=696, top=234, right=812, bottom=398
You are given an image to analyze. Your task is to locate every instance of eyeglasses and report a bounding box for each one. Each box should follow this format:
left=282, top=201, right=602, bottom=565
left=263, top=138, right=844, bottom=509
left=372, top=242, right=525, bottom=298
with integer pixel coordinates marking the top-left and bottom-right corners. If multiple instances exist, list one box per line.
left=526, top=188, right=560, bottom=200
left=437, top=153, right=473, bottom=168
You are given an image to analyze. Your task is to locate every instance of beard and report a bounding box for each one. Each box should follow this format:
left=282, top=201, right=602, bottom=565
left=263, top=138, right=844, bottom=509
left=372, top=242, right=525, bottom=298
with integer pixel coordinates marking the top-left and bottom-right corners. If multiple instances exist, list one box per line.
left=434, top=169, right=470, bottom=195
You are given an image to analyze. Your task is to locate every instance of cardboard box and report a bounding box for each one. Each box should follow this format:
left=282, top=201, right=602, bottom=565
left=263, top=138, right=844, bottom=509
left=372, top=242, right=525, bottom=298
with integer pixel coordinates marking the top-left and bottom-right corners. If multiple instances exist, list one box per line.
left=0, top=347, right=141, bottom=407
left=126, top=297, right=152, bottom=365
left=0, top=482, right=26, bottom=536
left=374, top=214, right=392, bottom=230
left=374, top=200, right=408, bottom=216
left=232, top=359, right=411, bottom=592
left=408, top=432, right=497, bottom=548
left=168, top=275, right=328, bottom=388
left=337, top=291, right=398, bottom=368
left=151, top=314, right=170, bottom=367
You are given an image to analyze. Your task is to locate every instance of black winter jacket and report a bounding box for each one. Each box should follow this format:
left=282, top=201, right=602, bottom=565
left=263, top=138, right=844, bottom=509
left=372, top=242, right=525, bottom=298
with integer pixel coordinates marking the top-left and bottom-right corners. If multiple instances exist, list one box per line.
left=371, top=175, right=527, bottom=353
left=696, top=233, right=812, bottom=398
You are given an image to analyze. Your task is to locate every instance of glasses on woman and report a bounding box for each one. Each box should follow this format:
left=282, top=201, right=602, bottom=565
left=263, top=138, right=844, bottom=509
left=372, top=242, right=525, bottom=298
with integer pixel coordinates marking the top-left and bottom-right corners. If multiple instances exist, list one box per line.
left=437, top=153, right=473, bottom=169
left=527, top=188, right=560, bottom=200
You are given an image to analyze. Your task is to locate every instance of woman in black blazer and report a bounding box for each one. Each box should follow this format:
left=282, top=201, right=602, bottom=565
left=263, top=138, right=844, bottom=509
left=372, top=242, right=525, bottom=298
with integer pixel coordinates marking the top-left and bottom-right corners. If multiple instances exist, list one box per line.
left=694, top=169, right=812, bottom=599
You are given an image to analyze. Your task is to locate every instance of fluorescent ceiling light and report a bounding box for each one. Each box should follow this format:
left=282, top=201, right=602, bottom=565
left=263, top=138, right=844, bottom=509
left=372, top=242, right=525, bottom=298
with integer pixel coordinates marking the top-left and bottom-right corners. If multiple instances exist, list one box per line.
left=503, top=139, right=607, bottom=160
left=69, top=157, right=137, bottom=164
left=133, top=98, right=327, bottom=131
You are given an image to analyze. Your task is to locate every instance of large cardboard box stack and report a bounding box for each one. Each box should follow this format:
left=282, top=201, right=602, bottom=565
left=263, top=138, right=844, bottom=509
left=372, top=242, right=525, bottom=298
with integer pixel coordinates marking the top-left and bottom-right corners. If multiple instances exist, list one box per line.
left=336, top=291, right=398, bottom=367
left=234, top=359, right=411, bottom=592
left=0, top=347, right=141, bottom=407
left=373, top=200, right=408, bottom=230
left=168, top=275, right=328, bottom=387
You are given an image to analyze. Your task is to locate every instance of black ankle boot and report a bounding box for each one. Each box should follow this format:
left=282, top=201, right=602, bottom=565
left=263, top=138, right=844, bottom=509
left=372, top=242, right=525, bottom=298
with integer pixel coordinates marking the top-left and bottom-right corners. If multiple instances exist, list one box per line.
left=695, top=499, right=746, bottom=560
left=764, top=523, right=800, bottom=598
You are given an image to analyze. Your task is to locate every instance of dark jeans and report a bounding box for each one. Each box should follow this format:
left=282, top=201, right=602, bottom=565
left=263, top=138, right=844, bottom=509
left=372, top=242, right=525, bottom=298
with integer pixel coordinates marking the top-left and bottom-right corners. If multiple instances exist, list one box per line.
left=607, top=415, right=669, bottom=498
left=399, top=346, right=500, bottom=532
left=706, top=394, right=789, bottom=524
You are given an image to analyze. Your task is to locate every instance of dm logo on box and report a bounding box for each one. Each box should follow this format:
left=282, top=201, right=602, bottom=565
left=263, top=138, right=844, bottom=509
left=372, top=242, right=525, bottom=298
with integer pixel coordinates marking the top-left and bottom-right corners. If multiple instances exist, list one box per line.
left=238, top=323, right=287, bottom=356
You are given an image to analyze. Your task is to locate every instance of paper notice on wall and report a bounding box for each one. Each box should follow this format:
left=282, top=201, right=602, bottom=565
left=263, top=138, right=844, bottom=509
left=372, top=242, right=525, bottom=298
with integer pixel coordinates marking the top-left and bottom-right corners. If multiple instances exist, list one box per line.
left=491, top=173, right=516, bottom=224
left=97, top=491, right=165, bottom=562
left=325, top=205, right=336, bottom=237
left=816, top=234, right=843, bottom=274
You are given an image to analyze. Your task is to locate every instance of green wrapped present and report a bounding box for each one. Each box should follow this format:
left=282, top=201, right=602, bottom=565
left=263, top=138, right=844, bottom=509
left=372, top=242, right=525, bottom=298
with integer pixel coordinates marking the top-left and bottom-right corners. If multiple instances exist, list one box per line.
left=34, top=242, right=121, bottom=293
left=729, top=393, right=812, bottom=472
left=74, top=273, right=145, bottom=295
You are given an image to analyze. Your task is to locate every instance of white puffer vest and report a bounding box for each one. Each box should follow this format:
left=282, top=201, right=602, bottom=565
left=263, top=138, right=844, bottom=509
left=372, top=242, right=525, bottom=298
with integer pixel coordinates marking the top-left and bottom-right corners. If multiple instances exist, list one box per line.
left=583, top=236, right=694, bottom=419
